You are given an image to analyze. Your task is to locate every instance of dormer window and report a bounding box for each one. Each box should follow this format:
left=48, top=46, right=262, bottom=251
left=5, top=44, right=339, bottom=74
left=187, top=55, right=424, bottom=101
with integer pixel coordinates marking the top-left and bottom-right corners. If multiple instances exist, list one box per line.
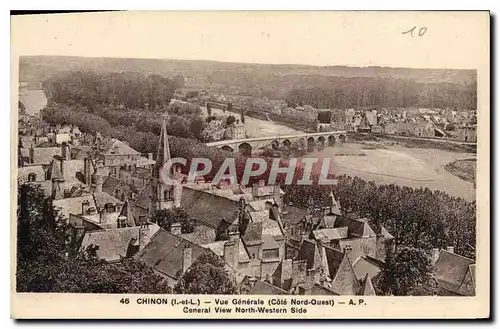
left=27, top=173, right=37, bottom=182
left=117, top=217, right=127, bottom=228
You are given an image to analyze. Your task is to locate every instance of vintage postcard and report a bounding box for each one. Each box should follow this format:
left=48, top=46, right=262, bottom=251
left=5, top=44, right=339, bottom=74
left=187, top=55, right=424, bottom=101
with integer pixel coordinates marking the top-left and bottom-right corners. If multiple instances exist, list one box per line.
left=11, top=11, right=490, bottom=319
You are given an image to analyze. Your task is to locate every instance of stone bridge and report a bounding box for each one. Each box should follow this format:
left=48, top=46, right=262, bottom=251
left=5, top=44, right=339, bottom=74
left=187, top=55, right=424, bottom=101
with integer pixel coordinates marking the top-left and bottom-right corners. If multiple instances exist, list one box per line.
left=206, top=131, right=348, bottom=156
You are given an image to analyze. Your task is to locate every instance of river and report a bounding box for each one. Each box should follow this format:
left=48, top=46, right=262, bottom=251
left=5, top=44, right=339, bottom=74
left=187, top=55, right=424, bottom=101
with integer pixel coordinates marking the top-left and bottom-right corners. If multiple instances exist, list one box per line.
left=19, top=89, right=47, bottom=115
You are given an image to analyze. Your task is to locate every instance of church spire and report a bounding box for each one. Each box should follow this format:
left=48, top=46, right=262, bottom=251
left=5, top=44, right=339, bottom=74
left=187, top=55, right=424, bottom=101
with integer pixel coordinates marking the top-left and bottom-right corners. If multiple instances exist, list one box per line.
left=156, top=114, right=171, bottom=170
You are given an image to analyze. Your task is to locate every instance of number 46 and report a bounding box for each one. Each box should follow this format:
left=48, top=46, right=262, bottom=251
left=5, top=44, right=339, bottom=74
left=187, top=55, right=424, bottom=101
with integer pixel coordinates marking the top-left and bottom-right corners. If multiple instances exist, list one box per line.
left=120, top=298, right=130, bottom=304
left=402, top=26, right=427, bottom=37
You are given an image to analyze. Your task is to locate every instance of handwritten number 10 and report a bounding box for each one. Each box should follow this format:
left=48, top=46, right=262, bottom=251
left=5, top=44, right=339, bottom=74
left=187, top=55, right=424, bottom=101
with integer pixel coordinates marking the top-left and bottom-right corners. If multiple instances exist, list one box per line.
left=402, top=26, right=427, bottom=37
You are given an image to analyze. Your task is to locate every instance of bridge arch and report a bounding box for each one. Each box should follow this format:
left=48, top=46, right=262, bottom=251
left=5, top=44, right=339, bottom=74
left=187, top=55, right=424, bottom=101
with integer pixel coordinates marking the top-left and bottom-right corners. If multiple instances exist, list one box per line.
left=327, top=135, right=336, bottom=147
left=221, top=145, right=234, bottom=152
left=317, top=136, right=325, bottom=150
left=297, top=137, right=307, bottom=150
left=307, top=137, right=315, bottom=153
left=282, top=139, right=292, bottom=149
left=339, top=134, right=346, bottom=143
left=238, top=143, right=252, bottom=156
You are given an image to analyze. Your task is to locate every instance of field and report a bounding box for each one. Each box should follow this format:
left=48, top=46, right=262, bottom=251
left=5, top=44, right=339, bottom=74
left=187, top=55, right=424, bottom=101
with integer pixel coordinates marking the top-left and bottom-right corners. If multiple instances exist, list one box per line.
left=444, top=159, right=477, bottom=183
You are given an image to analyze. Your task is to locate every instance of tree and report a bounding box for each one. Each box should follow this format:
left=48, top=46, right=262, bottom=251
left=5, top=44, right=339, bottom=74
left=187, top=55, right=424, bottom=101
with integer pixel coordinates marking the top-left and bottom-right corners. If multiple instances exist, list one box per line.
left=376, top=246, right=436, bottom=296
left=225, top=115, right=236, bottom=127
left=240, top=111, right=246, bottom=124
left=172, top=75, right=185, bottom=89
left=18, top=100, right=26, bottom=115
left=151, top=207, right=195, bottom=234
left=174, top=251, right=236, bottom=294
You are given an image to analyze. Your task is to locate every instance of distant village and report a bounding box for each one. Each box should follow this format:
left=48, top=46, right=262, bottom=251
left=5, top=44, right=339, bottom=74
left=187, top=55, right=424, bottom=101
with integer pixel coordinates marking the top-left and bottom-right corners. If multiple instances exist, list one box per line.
left=173, top=87, right=477, bottom=144
left=17, top=101, right=476, bottom=296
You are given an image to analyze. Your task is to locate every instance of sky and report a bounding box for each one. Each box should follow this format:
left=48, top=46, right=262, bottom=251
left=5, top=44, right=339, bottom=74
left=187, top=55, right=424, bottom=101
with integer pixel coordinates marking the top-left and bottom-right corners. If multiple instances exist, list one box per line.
left=11, top=11, right=489, bottom=69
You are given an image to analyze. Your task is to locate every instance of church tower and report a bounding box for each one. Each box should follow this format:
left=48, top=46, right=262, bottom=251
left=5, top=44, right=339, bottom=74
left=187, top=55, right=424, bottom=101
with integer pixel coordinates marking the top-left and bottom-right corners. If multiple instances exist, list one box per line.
left=151, top=114, right=175, bottom=213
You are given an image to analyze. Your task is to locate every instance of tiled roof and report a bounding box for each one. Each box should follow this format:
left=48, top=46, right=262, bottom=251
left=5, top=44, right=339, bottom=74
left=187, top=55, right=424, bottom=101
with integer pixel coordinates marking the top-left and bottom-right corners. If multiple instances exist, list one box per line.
left=81, top=224, right=160, bottom=262
left=102, top=176, right=121, bottom=193
left=359, top=274, right=376, bottom=296
left=93, top=192, right=124, bottom=209
left=335, top=217, right=376, bottom=238
left=281, top=206, right=308, bottom=225
left=261, top=234, right=280, bottom=251
left=379, top=225, right=394, bottom=240
left=243, top=221, right=263, bottom=242
left=247, top=200, right=269, bottom=211
left=102, top=139, right=141, bottom=156
left=53, top=195, right=95, bottom=218
left=319, top=215, right=337, bottom=229
left=21, top=147, right=61, bottom=165
left=118, top=200, right=136, bottom=227
left=298, top=239, right=320, bottom=270
left=311, top=283, right=339, bottom=296
left=18, top=165, right=46, bottom=182
left=181, top=225, right=217, bottom=246
left=63, top=160, right=85, bottom=183
left=338, top=238, right=376, bottom=262
left=135, top=228, right=207, bottom=279
left=181, top=186, right=241, bottom=229
left=202, top=241, right=226, bottom=257
left=313, top=227, right=348, bottom=242
left=246, top=281, right=289, bottom=295
left=324, top=246, right=346, bottom=279
left=434, top=250, right=475, bottom=294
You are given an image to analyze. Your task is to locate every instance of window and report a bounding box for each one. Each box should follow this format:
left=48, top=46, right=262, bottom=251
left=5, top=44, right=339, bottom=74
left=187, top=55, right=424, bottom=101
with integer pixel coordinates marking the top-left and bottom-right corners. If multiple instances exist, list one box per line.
left=118, top=218, right=127, bottom=228
left=164, top=189, right=173, bottom=201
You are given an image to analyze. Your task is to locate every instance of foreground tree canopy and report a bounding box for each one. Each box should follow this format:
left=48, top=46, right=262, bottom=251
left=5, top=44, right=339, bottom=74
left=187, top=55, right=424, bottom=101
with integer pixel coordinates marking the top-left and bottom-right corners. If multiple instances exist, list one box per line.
left=174, top=251, right=236, bottom=294
left=16, top=183, right=171, bottom=293
left=376, top=246, right=436, bottom=296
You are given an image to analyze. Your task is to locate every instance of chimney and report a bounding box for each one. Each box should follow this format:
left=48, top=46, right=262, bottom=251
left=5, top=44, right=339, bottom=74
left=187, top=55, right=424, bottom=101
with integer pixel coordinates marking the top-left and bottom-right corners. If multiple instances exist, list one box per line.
left=59, top=159, right=65, bottom=180
left=84, top=158, right=92, bottom=185
left=343, top=245, right=353, bottom=262
left=182, top=245, right=193, bottom=273
left=173, top=182, right=182, bottom=208
left=61, top=142, right=70, bottom=161
left=148, top=152, right=154, bottom=160
left=139, top=224, right=150, bottom=250
left=447, top=246, right=455, bottom=254
left=94, top=173, right=103, bottom=193
left=171, top=222, right=182, bottom=235
left=431, top=248, right=440, bottom=264
left=252, top=183, right=259, bottom=198
left=29, top=145, right=34, bottom=164
left=229, top=231, right=240, bottom=242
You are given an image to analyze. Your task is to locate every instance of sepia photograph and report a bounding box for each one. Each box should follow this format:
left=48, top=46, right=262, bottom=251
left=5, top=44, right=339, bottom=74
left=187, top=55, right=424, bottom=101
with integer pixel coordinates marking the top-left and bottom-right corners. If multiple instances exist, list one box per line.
left=10, top=11, right=490, bottom=319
